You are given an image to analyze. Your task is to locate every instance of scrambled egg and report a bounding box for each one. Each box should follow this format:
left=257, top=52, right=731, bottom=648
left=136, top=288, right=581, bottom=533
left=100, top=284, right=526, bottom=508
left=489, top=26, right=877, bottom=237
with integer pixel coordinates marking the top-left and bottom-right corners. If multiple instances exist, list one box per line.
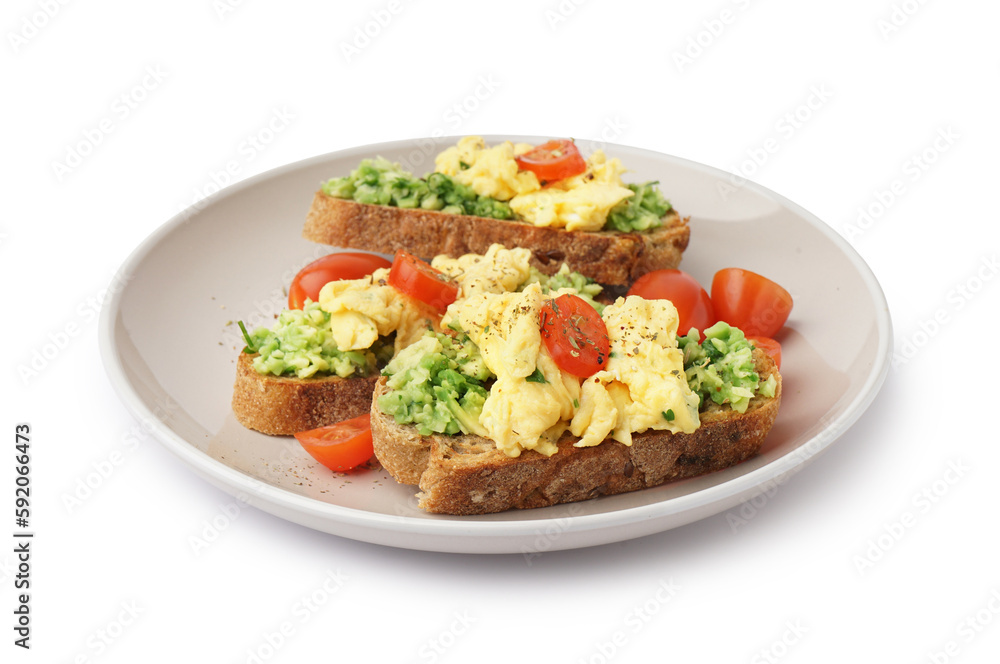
left=455, top=284, right=580, bottom=457
left=509, top=151, right=635, bottom=231
left=570, top=296, right=700, bottom=447
left=318, top=245, right=533, bottom=356
left=318, top=268, right=437, bottom=354
left=452, top=287, right=700, bottom=456
left=317, top=245, right=700, bottom=458
left=435, top=136, right=539, bottom=201
left=432, top=243, right=533, bottom=329
left=434, top=136, right=635, bottom=232
left=432, top=243, right=533, bottom=300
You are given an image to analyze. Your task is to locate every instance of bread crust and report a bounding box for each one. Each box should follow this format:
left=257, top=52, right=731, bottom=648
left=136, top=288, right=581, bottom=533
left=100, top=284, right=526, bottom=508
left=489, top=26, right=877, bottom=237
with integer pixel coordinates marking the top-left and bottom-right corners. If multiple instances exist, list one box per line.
left=371, top=349, right=781, bottom=515
left=232, top=352, right=378, bottom=435
left=302, top=193, right=690, bottom=286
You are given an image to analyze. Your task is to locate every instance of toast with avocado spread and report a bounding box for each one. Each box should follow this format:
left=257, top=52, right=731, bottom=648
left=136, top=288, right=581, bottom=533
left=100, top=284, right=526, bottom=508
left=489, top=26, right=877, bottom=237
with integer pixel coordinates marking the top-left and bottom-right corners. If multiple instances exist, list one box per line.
left=303, top=194, right=689, bottom=288
left=231, top=305, right=395, bottom=435
left=231, top=246, right=609, bottom=436
left=370, top=308, right=781, bottom=515
left=302, top=139, right=690, bottom=287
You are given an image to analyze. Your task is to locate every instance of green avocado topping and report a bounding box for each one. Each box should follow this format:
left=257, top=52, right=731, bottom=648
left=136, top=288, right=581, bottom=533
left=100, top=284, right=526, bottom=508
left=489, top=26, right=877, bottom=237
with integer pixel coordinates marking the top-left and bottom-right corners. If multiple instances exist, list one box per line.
left=240, top=302, right=390, bottom=379
left=377, top=331, right=495, bottom=437
left=520, top=264, right=605, bottom=314
left=321, top=157, right=514, bottom=220
left=604, top=182, right=673, bottom=232
left=678, top=322, right=777, bottom=413
left=322, top=157, right=671, bottom=232
left=378, top=321, right=778, bottom=439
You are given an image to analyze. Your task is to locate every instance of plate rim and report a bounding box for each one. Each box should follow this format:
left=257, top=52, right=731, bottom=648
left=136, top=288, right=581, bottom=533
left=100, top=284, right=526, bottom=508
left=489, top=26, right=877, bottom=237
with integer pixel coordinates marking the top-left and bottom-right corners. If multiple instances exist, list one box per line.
left=98, top=135, right=894, bottom=550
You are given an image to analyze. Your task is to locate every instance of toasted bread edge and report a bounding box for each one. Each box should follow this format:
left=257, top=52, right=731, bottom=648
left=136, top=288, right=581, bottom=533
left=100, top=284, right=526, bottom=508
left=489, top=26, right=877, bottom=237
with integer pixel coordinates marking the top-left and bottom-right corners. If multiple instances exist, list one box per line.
left=232, top=352, right=378, bottom=436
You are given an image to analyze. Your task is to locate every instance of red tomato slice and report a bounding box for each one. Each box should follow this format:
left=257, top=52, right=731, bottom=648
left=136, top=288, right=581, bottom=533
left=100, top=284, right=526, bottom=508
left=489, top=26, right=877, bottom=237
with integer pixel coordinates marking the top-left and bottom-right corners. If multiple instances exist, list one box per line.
left=711, top=268, right=793, bottom=338
left=387, top=250, right=459, bottom=311
left=294, top=414, right=374, bottom=472
left=515, top=139, right=587, bottom=182
left=539, top=294, right=610, bottom=378
left=747, top=336, right=782, bottom=370
left=288, top=252, right=391, bottom=309
left=627, top=269, right=717, bottom=338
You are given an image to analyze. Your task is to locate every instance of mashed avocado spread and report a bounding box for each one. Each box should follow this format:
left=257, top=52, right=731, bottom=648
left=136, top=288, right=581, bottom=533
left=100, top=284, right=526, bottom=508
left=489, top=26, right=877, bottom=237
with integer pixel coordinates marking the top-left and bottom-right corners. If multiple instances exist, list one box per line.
left=377, top=331, right=494, bottom=436
left=379, top=319, right=777, bottom=445
left=240, top=302, right=391, bottom=379
left=322, top=158, right=515, bottom=220
left=521, top=264, right=605, bottom=313
left=322, top=156, right=670, bottom=233
left=678, top=322, right=777, bottom=413
left=605, top=182, right=673, bottom=232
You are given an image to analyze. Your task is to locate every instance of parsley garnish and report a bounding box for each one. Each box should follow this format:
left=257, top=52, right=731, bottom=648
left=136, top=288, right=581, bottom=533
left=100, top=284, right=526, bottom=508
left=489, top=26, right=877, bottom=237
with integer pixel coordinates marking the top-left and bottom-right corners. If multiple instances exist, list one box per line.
left=662, top=409, right=675, bottom=422
left=526, top=368, right=548, bottom=384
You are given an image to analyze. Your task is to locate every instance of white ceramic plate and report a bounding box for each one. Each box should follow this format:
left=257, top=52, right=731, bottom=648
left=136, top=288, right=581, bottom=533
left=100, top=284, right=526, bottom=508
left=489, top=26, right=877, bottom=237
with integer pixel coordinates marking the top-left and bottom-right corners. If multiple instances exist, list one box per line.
left=99, top=136, right=892, bottom=554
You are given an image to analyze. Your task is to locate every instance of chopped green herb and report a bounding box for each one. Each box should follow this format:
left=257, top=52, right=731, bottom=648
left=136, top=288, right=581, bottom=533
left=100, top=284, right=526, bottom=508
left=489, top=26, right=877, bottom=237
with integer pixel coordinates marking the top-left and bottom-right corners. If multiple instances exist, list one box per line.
left=238, top=321, right=257, bottom=353
left=662, top=409, right=675, bottom=421
left=573, top=398, right=580, bottom=409
left=526, top=368, right=548, bottom=384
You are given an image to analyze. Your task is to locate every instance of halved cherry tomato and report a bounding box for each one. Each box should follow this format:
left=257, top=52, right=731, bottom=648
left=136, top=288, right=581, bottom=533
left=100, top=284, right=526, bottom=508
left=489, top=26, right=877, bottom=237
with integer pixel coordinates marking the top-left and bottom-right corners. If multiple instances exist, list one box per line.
left=387, top=250, right=459, bottom=311
left=747, top=336, right=782, bottom=370
left=627, top=269, right=717, bottom=338
left=711, top=268, right=793, bottom=338
left=294, top=414, right=374, bottom=472
left=515, top=139, right=587, bottom=183
left=539, top=294, right=610, bottom=378
left=288, top=252, right=391, bottom=309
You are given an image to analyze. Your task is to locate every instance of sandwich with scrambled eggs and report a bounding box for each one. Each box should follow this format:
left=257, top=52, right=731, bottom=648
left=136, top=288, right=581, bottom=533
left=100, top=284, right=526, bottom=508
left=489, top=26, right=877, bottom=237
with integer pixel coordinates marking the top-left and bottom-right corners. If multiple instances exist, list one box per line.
left=370, top=284, right=781, bottom=515
left=301, top=137, right=690, bottom=287
left=231, top=245, right=605, bottom=435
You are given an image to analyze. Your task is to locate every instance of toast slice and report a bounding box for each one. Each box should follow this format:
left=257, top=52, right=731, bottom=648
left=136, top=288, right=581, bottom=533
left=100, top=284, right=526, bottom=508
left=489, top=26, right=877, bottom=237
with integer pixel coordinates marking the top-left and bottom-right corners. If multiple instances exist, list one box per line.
left=302, top=193, right=690, bottom=287
left=232, top=352, right=378, bottom=435
left=371, top=348, right=781, bottom=515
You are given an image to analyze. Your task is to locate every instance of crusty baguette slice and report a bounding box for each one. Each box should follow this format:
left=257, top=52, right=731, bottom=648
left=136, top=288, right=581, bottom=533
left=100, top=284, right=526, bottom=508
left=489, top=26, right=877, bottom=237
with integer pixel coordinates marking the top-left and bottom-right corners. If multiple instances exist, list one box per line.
left=371, top=348, right=781, bottom=515
left=302, top=193, right=690, bottom=287
left=232, top=352, right=378, bottom=435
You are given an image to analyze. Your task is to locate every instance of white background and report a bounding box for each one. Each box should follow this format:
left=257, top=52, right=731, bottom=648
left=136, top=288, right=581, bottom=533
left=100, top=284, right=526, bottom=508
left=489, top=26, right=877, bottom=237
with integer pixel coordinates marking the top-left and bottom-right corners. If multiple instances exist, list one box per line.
left=5, top=0, right=999, bottom=662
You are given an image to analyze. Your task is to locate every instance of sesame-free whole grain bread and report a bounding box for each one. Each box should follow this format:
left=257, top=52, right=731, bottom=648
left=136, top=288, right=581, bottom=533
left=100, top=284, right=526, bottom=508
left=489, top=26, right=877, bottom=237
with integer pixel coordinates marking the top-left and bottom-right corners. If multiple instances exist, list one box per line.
left=232, top=352, right=378, bottom=435
left=371, top=349, right=781, bottom=515
left=302, top=193, right=690, bottom=287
